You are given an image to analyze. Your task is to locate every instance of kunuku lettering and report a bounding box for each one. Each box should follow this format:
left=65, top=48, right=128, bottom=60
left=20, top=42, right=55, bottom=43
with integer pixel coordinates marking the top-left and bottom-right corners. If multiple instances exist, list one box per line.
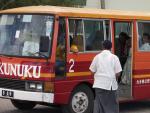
left=0, top=63, right=41, bottom=78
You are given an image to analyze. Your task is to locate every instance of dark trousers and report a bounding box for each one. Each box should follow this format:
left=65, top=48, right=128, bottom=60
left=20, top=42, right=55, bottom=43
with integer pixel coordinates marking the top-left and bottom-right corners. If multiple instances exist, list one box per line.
left=93, top=88, right=119, bottom=113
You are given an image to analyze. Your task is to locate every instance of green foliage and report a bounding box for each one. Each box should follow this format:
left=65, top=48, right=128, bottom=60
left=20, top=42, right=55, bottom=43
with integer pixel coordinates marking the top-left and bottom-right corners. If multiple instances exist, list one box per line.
left=0, top=0, right=86, bottom=10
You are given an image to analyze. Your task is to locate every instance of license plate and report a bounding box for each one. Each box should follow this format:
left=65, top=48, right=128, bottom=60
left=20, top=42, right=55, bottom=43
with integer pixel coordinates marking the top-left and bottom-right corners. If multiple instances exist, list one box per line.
left=2, top=90, right=14, bottom=98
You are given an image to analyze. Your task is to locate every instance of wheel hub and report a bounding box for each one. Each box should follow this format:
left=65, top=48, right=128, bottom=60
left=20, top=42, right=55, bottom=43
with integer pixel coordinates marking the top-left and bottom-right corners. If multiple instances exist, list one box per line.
left=72, top=92, right=88, bottom=113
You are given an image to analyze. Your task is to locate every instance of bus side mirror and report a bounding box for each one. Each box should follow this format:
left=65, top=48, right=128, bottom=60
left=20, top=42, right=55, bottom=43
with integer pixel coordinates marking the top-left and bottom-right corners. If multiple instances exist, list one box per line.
left=70, top=45, right=79, bottom=53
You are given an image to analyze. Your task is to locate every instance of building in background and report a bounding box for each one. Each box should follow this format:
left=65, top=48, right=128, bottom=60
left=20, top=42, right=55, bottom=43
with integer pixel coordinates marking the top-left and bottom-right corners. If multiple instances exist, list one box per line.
left=86, top=0, right=150, bottom=12
left=86, top=0, right=101, bottom=8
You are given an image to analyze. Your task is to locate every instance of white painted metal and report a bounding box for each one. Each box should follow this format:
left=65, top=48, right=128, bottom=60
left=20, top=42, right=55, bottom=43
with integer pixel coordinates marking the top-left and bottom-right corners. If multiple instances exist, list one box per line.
left=105, top=0, right=150, bottom=12
left=85, top=0, right=101, bottom=8
left=0, top=88, right=54, bottom=103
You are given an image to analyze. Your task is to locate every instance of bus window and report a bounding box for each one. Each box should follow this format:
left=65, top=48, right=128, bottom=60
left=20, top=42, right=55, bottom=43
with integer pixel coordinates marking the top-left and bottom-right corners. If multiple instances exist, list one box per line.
left=68, top=19, right=110, bottom=52
left=55, top=18, right=66, bottom=77
left=0, top=14, right=54, bottom=57
left=69, top=19, right=84, bottom=52
left=84, top=20, right=104, bottom=51
left=138, top=22, right=150, bottom=51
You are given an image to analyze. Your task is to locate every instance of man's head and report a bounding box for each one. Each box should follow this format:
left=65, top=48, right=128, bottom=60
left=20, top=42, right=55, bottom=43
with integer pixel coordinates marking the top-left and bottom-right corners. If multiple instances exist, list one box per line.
left=142, top=33, right=150, bottom=44
left=103, top=40, right=112, bottom=50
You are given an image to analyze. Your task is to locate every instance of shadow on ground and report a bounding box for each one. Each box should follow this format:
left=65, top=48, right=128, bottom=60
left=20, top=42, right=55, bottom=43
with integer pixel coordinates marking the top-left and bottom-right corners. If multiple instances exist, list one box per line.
left=1, top=99, right=150, bottom=113
left=3, top=105, right=62, bottom=113
left=120, top=101, right=150, bottom=113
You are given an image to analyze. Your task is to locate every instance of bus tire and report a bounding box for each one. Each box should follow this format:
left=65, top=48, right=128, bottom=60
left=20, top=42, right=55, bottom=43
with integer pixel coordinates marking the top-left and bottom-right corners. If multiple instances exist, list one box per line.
left=11, top=100, right=36, bottom=110
left=62, top=84, right=94, bottom=113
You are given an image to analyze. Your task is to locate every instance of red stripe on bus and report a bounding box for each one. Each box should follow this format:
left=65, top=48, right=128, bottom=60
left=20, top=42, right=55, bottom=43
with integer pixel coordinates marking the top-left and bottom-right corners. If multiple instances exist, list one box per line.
left=133, top=69, right=150, bottom=75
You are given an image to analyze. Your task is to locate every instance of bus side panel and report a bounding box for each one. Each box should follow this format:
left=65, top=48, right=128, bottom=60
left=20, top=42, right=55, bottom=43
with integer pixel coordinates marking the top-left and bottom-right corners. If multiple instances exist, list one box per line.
left=54, top=53, right=95, bottom=104
left=133, top=53, right=150, bottom=100
left=54, top=76, right=93, bottom=104
left=133, top=84, right=150, bottom=100
left=132, top=20, right=150, bottom=100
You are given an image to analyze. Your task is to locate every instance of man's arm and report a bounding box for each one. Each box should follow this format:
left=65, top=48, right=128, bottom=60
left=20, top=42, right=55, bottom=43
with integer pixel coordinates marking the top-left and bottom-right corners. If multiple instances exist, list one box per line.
left=114, top=56, right=122, bottom=82
left=89, top=56, right=97, bottom=75
left=90, top=71, right=95, bottom=75
left=116, top=72, right=121, bottom=82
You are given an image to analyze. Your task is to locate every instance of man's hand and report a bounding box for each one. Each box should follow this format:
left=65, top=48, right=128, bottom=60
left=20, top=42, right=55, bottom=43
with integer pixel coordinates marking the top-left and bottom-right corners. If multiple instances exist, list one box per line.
left=116, top=72, right=121, bottom=82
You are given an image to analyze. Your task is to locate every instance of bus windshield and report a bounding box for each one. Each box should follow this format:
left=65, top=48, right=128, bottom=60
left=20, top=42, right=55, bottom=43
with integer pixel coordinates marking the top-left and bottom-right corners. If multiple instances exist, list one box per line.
left=0, top=14, right=54, bottom=58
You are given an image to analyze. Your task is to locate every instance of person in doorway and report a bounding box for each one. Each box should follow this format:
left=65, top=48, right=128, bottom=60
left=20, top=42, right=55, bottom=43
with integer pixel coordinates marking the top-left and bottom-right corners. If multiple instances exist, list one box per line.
left=118, top=32, right=130, bottom=68
left=117, top=32, right=130, bottom=83
left=121, top=38, right=132, bottom=85
left=89, top=40, right=122, bottom=113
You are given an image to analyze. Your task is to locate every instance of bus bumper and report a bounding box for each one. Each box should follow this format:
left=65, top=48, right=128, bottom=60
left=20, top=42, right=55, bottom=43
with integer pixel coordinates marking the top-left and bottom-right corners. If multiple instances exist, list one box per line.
left=0, top=88, right=54, bottom=103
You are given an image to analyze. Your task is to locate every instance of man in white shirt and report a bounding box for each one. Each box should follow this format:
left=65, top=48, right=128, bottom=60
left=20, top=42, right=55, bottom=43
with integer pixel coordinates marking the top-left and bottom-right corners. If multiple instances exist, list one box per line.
left=89, top=40, right=122, bottom=113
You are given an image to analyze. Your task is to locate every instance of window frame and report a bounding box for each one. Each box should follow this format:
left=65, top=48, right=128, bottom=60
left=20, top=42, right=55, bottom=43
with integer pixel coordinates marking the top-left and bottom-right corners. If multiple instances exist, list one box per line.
left=137, top=20, right=150, bottom=52
left=68, top=18, right=84, bottom=53
left=68, top=18, right=112, bottom=53
left=0, top=13, right=55, bottom=59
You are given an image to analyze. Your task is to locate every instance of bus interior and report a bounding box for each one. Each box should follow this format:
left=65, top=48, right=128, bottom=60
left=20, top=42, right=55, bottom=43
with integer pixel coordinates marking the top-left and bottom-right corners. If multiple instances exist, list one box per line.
left=114, top=21, right=132, bottom=100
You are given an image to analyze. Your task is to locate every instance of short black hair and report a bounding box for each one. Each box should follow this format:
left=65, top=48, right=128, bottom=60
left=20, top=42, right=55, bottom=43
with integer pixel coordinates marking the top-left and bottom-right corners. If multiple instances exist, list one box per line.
left=119, top=32, right=130, bottom=40
left=103, top=40, right=112, bottom=50
left=143, top=33, right=150, bottom=38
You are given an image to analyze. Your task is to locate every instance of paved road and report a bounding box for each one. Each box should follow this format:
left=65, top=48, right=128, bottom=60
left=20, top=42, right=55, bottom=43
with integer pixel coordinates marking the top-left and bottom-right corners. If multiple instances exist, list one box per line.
left=0, top=98, right=150, bottom=113
left=0, top=99, right=60, bottom=113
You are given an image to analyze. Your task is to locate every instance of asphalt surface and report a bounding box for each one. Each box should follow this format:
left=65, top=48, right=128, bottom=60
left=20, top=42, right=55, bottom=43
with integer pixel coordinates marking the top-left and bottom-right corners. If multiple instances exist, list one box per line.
left=0, top=98, right=150, bottom=113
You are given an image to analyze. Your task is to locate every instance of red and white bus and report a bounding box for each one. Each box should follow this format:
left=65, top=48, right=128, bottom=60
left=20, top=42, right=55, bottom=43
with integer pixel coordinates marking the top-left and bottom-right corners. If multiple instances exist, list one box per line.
left=0, top=6, right=150, bottom=113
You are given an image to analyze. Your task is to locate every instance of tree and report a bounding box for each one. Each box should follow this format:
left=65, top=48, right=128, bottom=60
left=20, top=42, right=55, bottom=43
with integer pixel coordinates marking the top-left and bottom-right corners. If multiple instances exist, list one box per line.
left=0, top=0, right=86, bottom=10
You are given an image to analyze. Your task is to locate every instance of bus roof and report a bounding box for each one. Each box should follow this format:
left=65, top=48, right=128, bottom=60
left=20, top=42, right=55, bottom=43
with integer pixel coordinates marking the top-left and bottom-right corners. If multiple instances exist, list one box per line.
left=1, top=6, right=150, bottom=20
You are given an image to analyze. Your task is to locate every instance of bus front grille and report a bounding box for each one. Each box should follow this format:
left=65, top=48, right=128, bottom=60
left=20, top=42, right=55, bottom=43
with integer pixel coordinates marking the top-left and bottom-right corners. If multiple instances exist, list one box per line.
left=0, top=78, right=25, bottom=90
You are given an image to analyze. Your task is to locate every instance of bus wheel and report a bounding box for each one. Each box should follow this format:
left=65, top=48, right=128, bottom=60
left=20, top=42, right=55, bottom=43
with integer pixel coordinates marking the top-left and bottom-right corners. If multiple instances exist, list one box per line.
left=62, top=84, right=94, bottom=113
left=11, top=100, right=36, bottom=110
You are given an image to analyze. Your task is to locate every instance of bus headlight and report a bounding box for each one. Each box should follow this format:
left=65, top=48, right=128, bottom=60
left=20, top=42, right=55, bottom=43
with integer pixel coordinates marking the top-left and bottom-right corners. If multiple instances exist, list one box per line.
left=29, top=83, right=36, bottom=89
left=25, top=82, right=43, bottom=92
left=37, top=84, right=43, bottom=90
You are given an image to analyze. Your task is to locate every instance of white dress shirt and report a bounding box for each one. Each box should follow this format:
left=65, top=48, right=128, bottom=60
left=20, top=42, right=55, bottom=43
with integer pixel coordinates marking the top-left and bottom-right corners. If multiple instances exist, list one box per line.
left=140, top=43, right=150, bottom=51
left=89, top=50, right=122, bottom=90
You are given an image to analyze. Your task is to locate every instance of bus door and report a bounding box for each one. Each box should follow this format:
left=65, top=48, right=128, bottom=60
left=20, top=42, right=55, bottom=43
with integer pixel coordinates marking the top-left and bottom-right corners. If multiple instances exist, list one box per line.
left=55, top=18, right=66, bottom=78
left=113, top=20, right=133, bottom=100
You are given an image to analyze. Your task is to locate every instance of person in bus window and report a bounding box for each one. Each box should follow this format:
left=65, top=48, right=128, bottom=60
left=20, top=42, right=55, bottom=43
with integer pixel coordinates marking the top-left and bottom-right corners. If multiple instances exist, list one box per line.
left=140, top=33, right=150, bottom=51
left=70, top=35, right=79, bottom=53
left=89, top=40, right=122, bottom=113
left=22, top=31, right=39, bottom=56
left=70, top=35, right=80, bottom=53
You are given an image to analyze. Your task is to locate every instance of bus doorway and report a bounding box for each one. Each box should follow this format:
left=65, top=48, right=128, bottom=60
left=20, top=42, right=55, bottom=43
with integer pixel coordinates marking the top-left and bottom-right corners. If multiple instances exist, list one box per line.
left=113, top=21, right=133, bottom=100
left=55, top=18, right=66, bottom=78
